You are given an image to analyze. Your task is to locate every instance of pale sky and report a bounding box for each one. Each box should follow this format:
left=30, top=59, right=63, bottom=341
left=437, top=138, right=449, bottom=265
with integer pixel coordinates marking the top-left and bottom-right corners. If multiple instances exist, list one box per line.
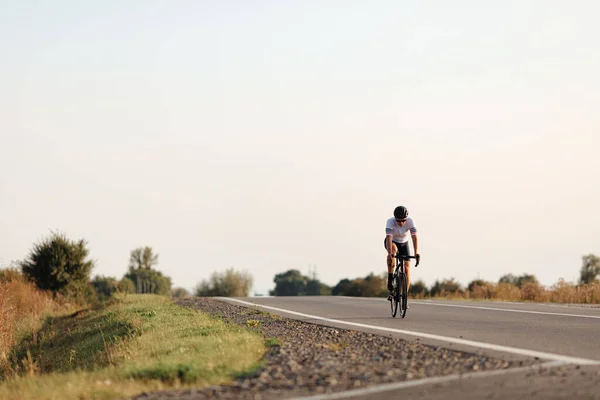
left=1, top=1, right=599, bottom=295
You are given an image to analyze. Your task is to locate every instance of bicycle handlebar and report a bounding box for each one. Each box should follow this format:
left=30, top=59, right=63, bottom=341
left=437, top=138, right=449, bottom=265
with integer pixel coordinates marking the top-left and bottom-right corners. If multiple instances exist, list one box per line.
left=392, top=254, right=420, bottom=267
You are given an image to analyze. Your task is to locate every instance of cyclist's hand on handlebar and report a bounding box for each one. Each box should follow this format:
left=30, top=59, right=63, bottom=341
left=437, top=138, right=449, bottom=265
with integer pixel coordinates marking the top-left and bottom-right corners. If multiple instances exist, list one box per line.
left=415, top=253, right=421, bottom=266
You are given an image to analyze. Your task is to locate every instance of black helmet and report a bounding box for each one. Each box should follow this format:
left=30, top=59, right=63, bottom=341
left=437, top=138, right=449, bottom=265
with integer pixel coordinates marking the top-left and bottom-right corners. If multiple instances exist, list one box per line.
left=393, top=206, right=408, bottom=219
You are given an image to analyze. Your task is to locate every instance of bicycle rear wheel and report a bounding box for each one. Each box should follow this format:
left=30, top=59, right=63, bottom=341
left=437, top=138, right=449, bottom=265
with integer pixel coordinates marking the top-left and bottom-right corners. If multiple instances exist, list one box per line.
left=390, top=293, right=397, bottom=317
left=390, top=274, right=399, bottom=317
left=399, top=272, right=408, bottom=318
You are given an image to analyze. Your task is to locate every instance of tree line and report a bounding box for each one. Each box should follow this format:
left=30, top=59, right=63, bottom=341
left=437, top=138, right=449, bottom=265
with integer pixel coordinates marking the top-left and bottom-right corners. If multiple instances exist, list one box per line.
left=264, top=270, right=542, bottom=298
left=197, top=254, right=600, bottom=300
left=3, top=230, right=598, bottom=302
left=1, top=231, right=183, bottom=304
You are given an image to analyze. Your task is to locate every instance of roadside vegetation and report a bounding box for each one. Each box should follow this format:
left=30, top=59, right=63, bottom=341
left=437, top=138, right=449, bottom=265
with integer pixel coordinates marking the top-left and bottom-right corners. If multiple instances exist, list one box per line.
left=409, top=275, right=600, bottom=303
left=266, top=254, right=600, bottom=304
left=0, top=231, right=265, bottom=400
left=0, top=292, right=265, bottom=400
left=0, top=268, right=59, bottom=379
left=0, top=229, right=598, bottom=398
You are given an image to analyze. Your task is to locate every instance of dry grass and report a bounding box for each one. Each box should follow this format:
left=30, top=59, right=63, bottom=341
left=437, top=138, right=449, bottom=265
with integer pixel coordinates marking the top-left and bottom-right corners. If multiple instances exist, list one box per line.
left=431, top=279, right=600, bottom=304
left=547, top=279, right=600, bottom=304
left=0, top=269, right=58, bottom=378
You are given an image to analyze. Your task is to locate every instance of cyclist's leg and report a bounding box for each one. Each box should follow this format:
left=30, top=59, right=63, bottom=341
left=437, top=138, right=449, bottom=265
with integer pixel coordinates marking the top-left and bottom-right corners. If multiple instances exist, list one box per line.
left=383, top=237, right=397, bottom=291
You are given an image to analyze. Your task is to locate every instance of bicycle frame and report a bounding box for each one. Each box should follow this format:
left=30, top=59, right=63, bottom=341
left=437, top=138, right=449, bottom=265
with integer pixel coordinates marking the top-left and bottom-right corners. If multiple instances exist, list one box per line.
left=393, top=253, right=419, bottom=274
left=389, top=253, right=419, bottom=318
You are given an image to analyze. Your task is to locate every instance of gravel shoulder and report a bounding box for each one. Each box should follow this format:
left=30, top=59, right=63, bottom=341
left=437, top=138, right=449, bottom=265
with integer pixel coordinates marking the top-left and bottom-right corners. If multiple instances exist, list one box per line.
left=130, top=297, right=541, bottom=400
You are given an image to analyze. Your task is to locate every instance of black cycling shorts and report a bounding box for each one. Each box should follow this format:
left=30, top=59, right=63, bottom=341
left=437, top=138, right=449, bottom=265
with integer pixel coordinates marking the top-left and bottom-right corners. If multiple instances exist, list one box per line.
left=383, top=238, right=410, bottom=257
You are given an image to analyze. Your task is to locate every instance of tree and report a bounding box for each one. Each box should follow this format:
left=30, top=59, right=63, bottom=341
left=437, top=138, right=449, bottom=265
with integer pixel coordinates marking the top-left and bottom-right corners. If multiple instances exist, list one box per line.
left=269, top=268, right=334, bottom=296
left=498, top=273, right=538, bottom=288
left=516, top=274, right=538, bottom=287
left=579, top=254, right=600, bottom=284
left=117, top=277, right=136, bottom=294
left=409, top=280, right=429, bottom=298
left=195, top=268, right=253, bottom=297
left=20, top=231, right=95, bottom=300
left=354, top=273, right=387, bottom=297
left=498, top=274, right=518, bottom=286
left=91, top=275, right=119, bottom=299
left=332, top=279, right=354, bottom=296
left=123, top=246, right=171, bottom=295
left=330, top=273, right=387, bottom=297
left=124, top=268, right=172, bottom=295
left=305, top=279, right=332, bottom=295
left=467, top=279, right=495, bottom=299
left=304, top=265, right=331, bottom=295
left=467, top=279, right=487, bottom=292
left=270, top=269, right=307, bottom=296
left=171, top=287, right=190, bottom=298
left=430, top=278, right=463, bottom=297
left=129, top=247, right=159, bottom=270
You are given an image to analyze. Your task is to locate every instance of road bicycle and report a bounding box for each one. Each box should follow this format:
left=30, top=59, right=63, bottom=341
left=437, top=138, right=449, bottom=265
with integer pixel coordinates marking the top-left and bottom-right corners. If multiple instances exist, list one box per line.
left=389, top=253, right=419, bottom=318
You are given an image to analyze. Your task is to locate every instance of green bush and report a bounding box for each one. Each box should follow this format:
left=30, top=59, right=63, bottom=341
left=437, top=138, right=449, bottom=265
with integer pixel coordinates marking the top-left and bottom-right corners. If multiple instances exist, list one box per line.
left=118, top=277, right=136, bottom=294
left=195, top=268, right=253, bottom=297
left=171, top=287, right=190, bottom=298
left=91, top=275, right=119, bottom=299
left=430, top=278, right=463, bottom=297
left=409, top=280, right=429, bottom=298
left=20, top=231, right=95, bottom=302
left=124, top=268, right=172, bottom=295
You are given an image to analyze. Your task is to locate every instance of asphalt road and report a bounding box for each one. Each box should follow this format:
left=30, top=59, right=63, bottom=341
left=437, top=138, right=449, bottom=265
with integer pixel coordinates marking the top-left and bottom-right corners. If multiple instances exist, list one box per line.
left=221, top=296, right=600, bottom=399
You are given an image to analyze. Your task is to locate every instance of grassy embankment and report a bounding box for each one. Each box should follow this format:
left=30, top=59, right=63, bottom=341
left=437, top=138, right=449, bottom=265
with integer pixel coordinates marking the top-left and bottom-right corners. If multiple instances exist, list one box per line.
left=0, top=271, right=267, bottom=400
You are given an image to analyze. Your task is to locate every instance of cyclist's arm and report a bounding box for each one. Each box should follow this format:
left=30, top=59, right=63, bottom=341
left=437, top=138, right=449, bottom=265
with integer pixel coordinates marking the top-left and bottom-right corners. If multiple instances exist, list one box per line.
left=411, top=233, right=418, bottom=255
left=385, top=234, right=394, bottom=255
left=410, top=224, right=418, bottom=255
left=385, top=222, right=394, bottom=255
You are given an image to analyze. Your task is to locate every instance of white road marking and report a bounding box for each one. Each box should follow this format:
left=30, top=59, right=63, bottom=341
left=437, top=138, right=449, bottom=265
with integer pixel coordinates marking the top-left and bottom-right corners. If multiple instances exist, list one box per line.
left=220, top=298, right=600, bottom=366
left=332, top=296, right=600, bottom=319
left=410, top=300, right=600, bottom=319
left=288, top=361, right=566, bottom=400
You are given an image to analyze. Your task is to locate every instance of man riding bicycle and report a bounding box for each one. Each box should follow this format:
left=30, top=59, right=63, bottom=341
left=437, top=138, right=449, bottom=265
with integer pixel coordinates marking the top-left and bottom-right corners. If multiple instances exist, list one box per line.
left=384, top=206, right=420, bottom=293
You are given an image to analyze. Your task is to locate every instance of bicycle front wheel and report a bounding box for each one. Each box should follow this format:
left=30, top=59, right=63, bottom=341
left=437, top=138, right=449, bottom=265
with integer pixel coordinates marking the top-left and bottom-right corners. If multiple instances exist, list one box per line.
left=399, top=272, right=408, bottom=318
left=393, top=274, right=401, bottom=318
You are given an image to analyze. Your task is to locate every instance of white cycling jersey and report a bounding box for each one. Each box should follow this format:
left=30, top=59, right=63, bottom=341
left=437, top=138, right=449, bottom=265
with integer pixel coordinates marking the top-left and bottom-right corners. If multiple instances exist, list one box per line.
left=385, top=217, right=417, bottom=244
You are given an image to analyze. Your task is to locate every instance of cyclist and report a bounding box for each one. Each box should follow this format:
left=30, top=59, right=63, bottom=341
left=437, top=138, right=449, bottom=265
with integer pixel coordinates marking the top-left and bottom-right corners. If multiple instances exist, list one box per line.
left=384, top=205, right=420, bottom=293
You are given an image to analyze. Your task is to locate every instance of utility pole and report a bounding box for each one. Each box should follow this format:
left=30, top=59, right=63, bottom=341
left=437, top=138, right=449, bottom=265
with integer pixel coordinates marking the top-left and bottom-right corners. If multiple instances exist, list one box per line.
left=308, top=263, right=317, bottom=280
